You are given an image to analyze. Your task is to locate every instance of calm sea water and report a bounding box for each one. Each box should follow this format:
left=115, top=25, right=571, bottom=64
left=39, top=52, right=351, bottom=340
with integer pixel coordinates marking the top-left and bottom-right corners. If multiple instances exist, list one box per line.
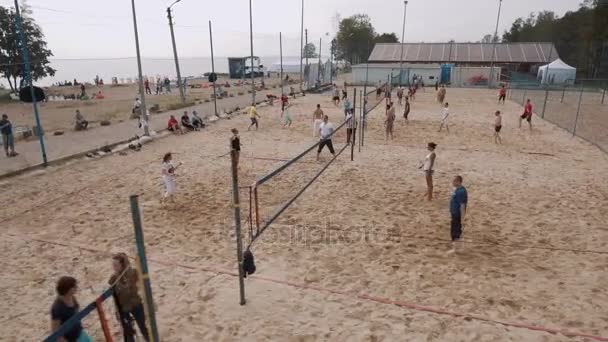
left=42, top=56, right=301, bottom=86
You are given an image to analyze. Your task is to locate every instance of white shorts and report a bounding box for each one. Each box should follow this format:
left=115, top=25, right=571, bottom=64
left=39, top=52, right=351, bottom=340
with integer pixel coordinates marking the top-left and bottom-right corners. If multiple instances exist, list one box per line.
left=163, top=177, right=176, bottom=195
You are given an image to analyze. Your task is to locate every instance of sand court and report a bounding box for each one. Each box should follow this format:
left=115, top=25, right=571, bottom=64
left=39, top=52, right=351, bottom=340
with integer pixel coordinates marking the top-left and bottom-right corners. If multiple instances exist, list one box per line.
left=1, top=88, right=607, bottom=341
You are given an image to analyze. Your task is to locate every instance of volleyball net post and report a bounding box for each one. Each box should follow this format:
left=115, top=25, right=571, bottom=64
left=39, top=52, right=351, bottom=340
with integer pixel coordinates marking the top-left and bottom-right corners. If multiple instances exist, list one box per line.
left=229, top=148, right=247, bottom=305
left=351, top=88, right=356, bottom=161
left=129, top=195, right=160, bottom=341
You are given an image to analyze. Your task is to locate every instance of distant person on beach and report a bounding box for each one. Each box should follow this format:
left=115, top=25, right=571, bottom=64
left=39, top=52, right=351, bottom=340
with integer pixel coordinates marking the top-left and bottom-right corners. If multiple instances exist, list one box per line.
left=312, top=104, right=324, bottom=137
left=498, top=84, right=507, bottom=104
left=161, top=152, right=180, bottom=203
left=341, top=89, right=347, bottom=101
left=343, top=96, right=351, bottom=118
left=346, top=108, right=357, bottom=145
left=437, top=84, right=446, bottom=104
left=385, top=101, right=396, bottom=140
left=290, top=86, right=296, bottom=99
left=317, top=115, right=335, bottom=161
left=435, top=81, right=439, bottom=91
left=282, top=105, right=292, bottom=128
left=332, top=87, right=341, bottom=106
left=167, top=115, right=182, bottom=134
left=376, top=86, right=383, bottom=100
left=494, top=110, right=502, bottom=144
left=420, top=142, right=437, bottom=201
left=403, top=96, right=411, bottom=123
left=144, top=79, right=151, bottom=95
left=1, top=114, right=17, bottom=157
left=519, top=99, right=533, bottom=130
left=132, top=97, right=141, bottom=114
left=80, top=83, right=86, bottom=98
left=231, top=128, right=241, bottom=167
left=438, top=102, right=450, bottom=133
left=281, top=93, right=289, bottom=111
left=109, top=253, right=150, bottom=342
left=397, top=86, right=404, bottom=105
left=181, top=111, right=195, bottom=131
left=164, top=77, right=171, bottom=93
left=74, top=110, right=88, bottom=130
left=408, top=86, right=416, bottom=101
left=448, top=175, right=468, bottom=253
left=191, top=110, right=204, bottom=130
left=50, top=276, right=92, bottom=342
left=155, top=77, right=162, bottom=95
left=95, top=91, right=105, bottom=99
left=248, top=105, right=260, bottom=131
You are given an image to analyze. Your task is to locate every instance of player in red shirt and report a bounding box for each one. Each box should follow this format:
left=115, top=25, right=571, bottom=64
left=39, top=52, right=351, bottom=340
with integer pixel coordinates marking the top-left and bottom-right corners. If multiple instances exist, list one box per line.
left=519, top=99, right=533, bottom=130
left=498, top=84, right=507, bottom=104
left=281, top=93, right=289, bottom=111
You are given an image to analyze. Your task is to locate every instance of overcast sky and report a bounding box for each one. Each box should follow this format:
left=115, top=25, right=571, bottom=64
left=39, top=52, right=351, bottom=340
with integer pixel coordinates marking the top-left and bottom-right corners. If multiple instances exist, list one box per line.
left=1, top=0, right=582, bottom=59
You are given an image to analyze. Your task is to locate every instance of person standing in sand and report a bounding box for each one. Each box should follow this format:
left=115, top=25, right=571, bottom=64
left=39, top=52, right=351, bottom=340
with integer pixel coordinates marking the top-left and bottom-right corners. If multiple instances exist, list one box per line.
left=161, top=152, right=181, bottom=204
left=332, top=87, right=341, bottom=106
left=385, top=101, right=396, bottom=140
left=447, top=175, right=468, bottom=253
left=420, top=142, right=437, bottom=201
left=50, top=276, right=92, bottom=342
left=282, top=105, right=292, bottom=128
left=312, top=104, right=324, bottom=137
left=397, top=86, right=404, bottom=106
left=109, top=253, right=150, bottom=342
left=403, top=96, right=411, bottom=123
left=494, top=110, right=502, bottom=144
left=498, top=84, right=507, bottom=104
left=231, top=129, right=241, bottom=167
left=317, top=115, right=335, bottom=161
left=248, top=105, right=261, bottom=131
left=1, top=114, right=17, bottom=157
left=519, top=99, right=533, bottom=130
left=438, top=102, right=450, bottom=133
left=437, top=84, right=446, bottom=104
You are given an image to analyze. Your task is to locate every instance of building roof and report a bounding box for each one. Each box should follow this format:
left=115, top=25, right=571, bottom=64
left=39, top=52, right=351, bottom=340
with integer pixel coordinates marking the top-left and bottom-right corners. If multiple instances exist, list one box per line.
left=369, top=42, right=559, bottom=64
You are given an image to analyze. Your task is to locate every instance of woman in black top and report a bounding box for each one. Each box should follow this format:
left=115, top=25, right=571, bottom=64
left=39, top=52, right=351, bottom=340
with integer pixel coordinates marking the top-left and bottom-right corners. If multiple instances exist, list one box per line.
left=230, top=128, right=241, bottom=167
left=50, top=276, right=91, bottom=342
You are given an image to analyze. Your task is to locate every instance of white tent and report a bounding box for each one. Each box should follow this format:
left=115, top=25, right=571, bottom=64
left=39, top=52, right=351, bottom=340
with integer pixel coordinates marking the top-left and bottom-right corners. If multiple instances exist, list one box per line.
left=537, top=58, right=576, bottom=85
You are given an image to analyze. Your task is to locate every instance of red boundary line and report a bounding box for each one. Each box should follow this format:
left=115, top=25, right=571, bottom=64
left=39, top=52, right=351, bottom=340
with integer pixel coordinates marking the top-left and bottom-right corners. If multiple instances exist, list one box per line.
left=8, top=234, right=608, bottom=342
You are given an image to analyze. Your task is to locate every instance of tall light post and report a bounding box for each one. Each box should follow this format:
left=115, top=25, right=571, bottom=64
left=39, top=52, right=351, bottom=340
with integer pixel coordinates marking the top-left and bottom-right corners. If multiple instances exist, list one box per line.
left=488, top=0, right=503, bottom=88
left=398, top=1, right=409, bottom=86
left=248, top=0, right=255, bottom=105
left=209, top=20, right=218, bottom=117
left=299, top=0, right=304, bottom=92
left=167, top=0, right=186, bottom=103
left=130, top=0, right=149, bottom=136
left=13, top=0, right=47, bottom=166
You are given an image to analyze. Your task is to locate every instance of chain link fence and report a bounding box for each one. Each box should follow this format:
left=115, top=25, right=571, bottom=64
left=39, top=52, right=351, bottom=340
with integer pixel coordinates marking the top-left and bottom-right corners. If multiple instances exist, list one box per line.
left=508, top=79, right=608, bottom=153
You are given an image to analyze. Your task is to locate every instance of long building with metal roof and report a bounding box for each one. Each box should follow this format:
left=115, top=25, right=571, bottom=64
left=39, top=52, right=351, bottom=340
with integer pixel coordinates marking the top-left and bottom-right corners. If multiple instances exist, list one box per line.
left=369, top=42, right=559, bottom=66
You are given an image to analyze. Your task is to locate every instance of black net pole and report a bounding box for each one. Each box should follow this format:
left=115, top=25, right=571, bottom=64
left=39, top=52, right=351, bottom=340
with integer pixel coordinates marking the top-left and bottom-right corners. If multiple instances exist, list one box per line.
left=230, top=148, right=246, bottom=305
left=351, top=88, right=356, bottom=161
left=358, top=90, right=362, bottom=153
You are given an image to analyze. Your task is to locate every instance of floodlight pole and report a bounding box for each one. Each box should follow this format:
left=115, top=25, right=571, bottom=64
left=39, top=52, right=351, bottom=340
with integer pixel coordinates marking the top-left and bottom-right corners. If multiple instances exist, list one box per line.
left=299, top=0, right=304, bottom=92
left=280, top=32, right=284, bottom=96
left=398, top=1, right=408, bottom=86
left=130, top=0, right=150, bottom=136
left=541, top=45, right=554, bottom=118
left=488, top=0, right=503, bottom=88
left=248, top=0, right=255, bottom=105
left=167, top=0, right=185, bottom=103
left=209, top=20, right=218, bottom=117
left=13, top=0, right=47, bottom=166
left=318, top=37, right=322, bottom=84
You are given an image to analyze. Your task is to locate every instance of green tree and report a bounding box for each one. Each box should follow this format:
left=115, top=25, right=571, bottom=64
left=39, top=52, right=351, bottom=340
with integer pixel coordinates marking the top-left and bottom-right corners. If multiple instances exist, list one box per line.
left=0, top=3, right=55, bottom=92
left=335, top=14, right=376, bottom=64
left=375, top=33, right=399, bottom=44
left=303, top=43, right=317, bottom=58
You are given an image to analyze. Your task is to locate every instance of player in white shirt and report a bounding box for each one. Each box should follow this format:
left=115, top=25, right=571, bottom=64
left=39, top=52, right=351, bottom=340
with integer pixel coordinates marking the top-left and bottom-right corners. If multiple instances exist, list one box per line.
left=438, top=102, right=450, bottom=133
left=317, top=115, right=335, bottom=161
left=161, top=152, right=181, bottom=204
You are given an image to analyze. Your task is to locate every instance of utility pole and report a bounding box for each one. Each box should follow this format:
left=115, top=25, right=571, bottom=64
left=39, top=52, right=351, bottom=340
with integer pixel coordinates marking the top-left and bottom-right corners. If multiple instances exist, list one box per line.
left=13, top=0, right=47, bottom=166
left=305, top=29, right=308, bottom=70
left=318, top=37, right=322, bottom=84
left=130, top=0, right=150, bottom=136
left=488, top=0, right=503, bottom=88
left=299, top=0, right=304, bottom=93
left=209, top=20, right=218, bottom=117
left=280, top=32, right=284, bottom=96
left=167, top=0, right=185, bottom=103
left=398, top=1, right=409, bottom=86
left=248, top=0, right=255, bottom=105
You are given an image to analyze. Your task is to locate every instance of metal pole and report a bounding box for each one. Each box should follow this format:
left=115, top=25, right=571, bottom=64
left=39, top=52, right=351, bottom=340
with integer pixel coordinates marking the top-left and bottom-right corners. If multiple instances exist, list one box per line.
left=299, top=0, right=304, bottom=92
left=488, top=0, right=503, bottom=88
left=601, top=87, right=606, bottom=105
left=358, top=90, right=362, bottom=153
left=129, top=195, right=160, bottom=341
left=318, top=37, right=322, bottom=85
left=130, top=0, right=150, bottom=136
left=573, top=83, right=584, bottom=136
left=230, top=149, right=246, bottom=305
left=522, top=89, right=527, bottom=105
left=280, top=32, right=284, bottom=96
left=248, top=0, right=255, bottom=105
left=351, top=88, right=356, bottom=161
left=540, top=45, right=554, bottom=118
left=305, top=29, right=308, bottom=70
left=209, top=20, right=218, bottom=117
left=398, top=1, right=408, bottom=86
left=13, top=0, right=47, bottom=165
left=167, top=6, right=185, bottom=103
left=329, top=41, right=333, bottom=85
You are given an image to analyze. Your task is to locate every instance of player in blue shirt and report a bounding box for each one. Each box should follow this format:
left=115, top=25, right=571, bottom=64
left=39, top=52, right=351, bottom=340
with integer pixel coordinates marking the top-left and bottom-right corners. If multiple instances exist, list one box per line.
left=449, top=175, right=468, bottom=253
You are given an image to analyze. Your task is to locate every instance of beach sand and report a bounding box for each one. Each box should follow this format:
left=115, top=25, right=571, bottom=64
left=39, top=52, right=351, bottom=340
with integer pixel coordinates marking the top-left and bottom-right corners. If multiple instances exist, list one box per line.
left=1, top=87, right=607, bottom=341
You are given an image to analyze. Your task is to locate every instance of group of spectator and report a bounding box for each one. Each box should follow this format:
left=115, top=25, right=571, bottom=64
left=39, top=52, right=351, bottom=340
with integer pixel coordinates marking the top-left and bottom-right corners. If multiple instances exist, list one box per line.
left=168, top=110, right=205, bottom=134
